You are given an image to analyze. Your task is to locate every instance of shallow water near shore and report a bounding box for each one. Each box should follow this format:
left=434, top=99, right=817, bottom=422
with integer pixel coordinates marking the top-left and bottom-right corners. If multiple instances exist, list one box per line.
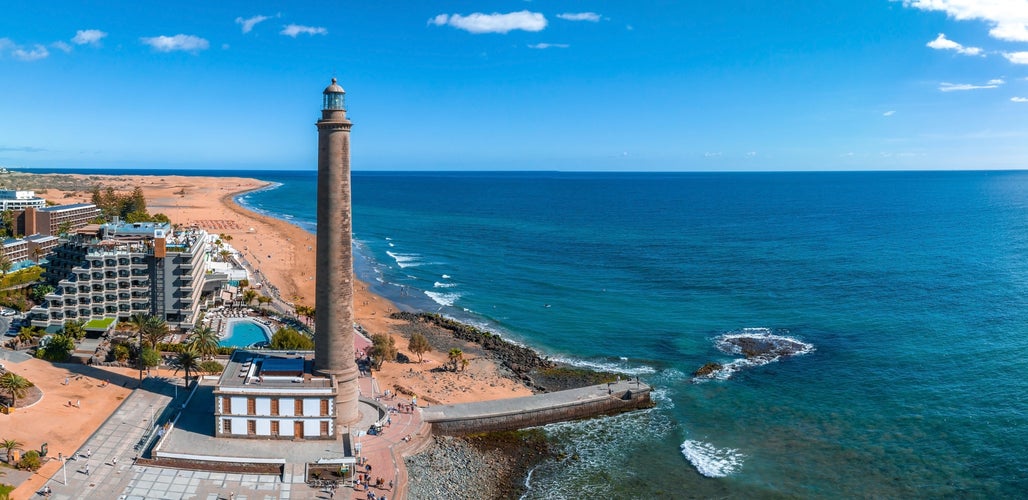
left=29, top=168, right=1028, bottom=496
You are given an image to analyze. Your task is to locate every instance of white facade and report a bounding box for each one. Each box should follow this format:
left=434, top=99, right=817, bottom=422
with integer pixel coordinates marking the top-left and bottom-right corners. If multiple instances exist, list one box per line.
left=214, top=351, right=338, bottom=440
left=0, top=190, right=46, bottom=211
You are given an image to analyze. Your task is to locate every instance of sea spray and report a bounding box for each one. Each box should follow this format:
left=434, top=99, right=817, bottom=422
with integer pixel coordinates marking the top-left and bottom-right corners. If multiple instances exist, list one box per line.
left=679, top=440, right=746, bottom=477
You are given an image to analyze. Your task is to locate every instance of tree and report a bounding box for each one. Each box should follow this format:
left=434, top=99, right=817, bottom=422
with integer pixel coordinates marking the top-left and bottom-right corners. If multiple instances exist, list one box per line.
left=139, top=314, right=168, bottom=350
left=186, top=325, right=220, bottom=360
left=0, top=253, right=11, bottom=279
left=408, top=333, right=431, bottom=363
left=242, top=289, right=258, bottom=307
left=447, top=348, right=465, bottom=372
left=17, top=449, right=40, bottom=471
left=139, top=347, right=161, bottom=372
left=152, top=213, right=170, bottom=223
left=57, top=221, right=72, bottom=236
left=112, top=343, right=130, bottom=362
left=256, top=295, right=273, bottom=315
left=369, top=333, right=398, bottom=370
left=269, top=327, right=314, bottom=350
left=16, top=326, right=37, bottom=346
left=219, top=249, right=232, bottom=263
left=62, top=319, right=86, bottom=340
left=0, top=372, right=34, bottom=408
left=31, top=246, right=45, bottom=263
left=30, top=284, right=54, bottom=303
left=36, top=334, right=75, bottom=362
left=0, top=438, right=22, bottom=463
left=172, top=348, right=201, bottom=387
left=0, top=210, right=13, bottom=238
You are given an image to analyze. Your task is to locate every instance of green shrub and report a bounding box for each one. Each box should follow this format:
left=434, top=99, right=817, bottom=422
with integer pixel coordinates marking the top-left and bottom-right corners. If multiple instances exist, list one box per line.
left=17, top=450, right=40, bottom=471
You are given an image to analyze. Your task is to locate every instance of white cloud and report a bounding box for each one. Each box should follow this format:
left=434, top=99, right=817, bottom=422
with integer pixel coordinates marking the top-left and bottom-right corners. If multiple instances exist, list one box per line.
left=12, top=44, right=49, bottom=61
left=140, top=34, right=209, bottom=53
left=883, top=110, right=896, bottom=116
left=236, top=15, right=271, bottom=34
left=72, top=29, right=107, bottom=46
left=987, top=78, right=1006, bottom=85
left=280, top=24, right=327, bottom=37
left=938, top=81, right=999, bottom=91
left=1011, top=96, right=1028, bottom=102
left=925, top=33, right=982, bottom=55
left=528, top=43, right=569, bottom=49
left=704, top=152, right=722, bottom=158
left=903, top=0, right=1028, bottom=42
left=429, top=11, right=546, bottom=34
left=1003, top=51, right=1028, bottom=64
left=557, top=12, right=601, bottom=22
left=51, top=41, right=73, bottom=53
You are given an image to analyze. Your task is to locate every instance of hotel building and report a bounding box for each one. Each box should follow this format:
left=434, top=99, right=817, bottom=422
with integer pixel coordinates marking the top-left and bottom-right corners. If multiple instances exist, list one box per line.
left=28, top=221, right=208, bottom=330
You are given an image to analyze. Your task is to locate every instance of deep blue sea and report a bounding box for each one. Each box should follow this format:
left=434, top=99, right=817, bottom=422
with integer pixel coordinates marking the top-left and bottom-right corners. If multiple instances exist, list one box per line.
left=24, top=168, right=1028, bottom=496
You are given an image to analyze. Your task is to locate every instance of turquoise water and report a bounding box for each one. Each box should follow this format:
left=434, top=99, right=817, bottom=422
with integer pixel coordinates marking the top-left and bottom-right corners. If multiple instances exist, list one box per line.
left=26, top=168, right=1028, bottom=496
left=219, top=320, right=271, bottom=348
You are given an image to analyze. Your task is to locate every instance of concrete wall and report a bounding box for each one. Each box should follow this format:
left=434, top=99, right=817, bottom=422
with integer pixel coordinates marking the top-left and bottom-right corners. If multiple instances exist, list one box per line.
left=426, top=388, right=653, bottom=435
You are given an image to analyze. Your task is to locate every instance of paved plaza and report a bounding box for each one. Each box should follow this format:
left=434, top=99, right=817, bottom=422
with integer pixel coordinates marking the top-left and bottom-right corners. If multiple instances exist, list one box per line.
left=32, top=365, right=424, bottom=500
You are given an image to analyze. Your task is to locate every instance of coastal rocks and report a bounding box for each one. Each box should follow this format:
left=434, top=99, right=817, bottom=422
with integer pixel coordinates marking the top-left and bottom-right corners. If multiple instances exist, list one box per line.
left=693, top=362, right=723, bottom=378
left=405, top=431, right=552, bottom=500
left=693, top=328, right=814, bottom=382
left=391, top=312, right=555, bottom=391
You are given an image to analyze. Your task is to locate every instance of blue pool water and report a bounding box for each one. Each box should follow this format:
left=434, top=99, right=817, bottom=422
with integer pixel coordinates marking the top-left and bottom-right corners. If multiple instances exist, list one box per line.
left=219, top=319, right=272, bottom=348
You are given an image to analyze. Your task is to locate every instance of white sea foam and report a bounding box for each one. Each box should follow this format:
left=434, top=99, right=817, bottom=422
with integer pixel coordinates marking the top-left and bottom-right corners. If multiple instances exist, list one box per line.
left=388, top=242, right=394, bottom=247
left=548, top=355, right=657, bottom=376
left=694, top=327, right=815, bottom=382
left=386, top=251, right=421, bottom=268
left=424, top=290, right=460, bottom=307
left=433, top=282, right=458, bottom=288
left=680, top=440, right=745, bottom=478
left=441, top=274, right=451, bottom=279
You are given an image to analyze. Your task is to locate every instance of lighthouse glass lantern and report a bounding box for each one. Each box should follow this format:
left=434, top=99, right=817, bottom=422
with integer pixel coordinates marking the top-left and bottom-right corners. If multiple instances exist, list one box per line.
left=323, top=78, right=346, bottom=110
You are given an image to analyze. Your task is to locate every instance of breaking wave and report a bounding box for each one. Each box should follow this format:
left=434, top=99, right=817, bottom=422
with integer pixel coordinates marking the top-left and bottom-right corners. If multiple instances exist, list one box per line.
left=680, top=440, right=745, bottom=478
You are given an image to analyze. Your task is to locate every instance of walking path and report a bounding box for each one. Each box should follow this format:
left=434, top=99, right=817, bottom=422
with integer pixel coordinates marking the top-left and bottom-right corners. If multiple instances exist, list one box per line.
left=26, top=376, right=178, bottom=499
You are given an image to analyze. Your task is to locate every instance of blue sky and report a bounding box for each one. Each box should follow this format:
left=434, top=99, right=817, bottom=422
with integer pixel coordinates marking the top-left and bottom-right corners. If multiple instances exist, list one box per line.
left=1, top=1, right=1028, bottom=171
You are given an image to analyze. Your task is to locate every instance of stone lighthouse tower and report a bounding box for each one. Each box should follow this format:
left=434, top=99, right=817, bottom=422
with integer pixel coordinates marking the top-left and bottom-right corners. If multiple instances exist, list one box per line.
left=314, top=78, right=360, bottom=427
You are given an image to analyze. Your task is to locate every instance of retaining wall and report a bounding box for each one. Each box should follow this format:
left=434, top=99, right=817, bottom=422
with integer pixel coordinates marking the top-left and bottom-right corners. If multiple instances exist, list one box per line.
left=422, top=382, right=653, bottom=435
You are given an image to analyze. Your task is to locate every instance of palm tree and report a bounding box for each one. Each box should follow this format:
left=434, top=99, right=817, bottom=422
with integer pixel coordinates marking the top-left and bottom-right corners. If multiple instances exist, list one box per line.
left=31, top=247, right=44, bottom=263
left=187, top=325, right=220, bottom=360
left=139, top=314, right=169, bottom=350
left=447, top=348, right=464, bottom=373
left=172, top=348, right=201, bottom=388
left=126, top=313, right=149, bottom=381
left=0, top=253, right=11, bottom=280
left=242, top=289, right=258, bottom=308
left=0, top=372, right=34, bottom=408
left=1, top=438, right=22, bottom=463
left=256, top=295, right=272, bottom=315
left=16, top=327, right=36, bottom=347
left=219, top=249, right=232, bottom=263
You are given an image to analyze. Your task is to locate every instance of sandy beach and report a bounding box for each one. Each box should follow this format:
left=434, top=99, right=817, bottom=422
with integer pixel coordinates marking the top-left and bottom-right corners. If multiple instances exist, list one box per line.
left=12, top=172, right=533, bottom=405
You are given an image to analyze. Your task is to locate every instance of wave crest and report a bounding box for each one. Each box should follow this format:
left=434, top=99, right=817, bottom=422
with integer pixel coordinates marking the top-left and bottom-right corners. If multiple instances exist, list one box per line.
left=680, top=440, right=745, bottom=477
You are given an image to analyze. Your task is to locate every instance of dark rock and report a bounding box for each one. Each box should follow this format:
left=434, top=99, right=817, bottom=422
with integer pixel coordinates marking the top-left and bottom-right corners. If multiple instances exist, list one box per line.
left=693, top=362, right=722, bottom=377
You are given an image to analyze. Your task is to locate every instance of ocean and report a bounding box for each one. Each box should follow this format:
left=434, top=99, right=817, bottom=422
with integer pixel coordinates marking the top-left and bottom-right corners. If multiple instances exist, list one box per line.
left=26, top=168, right=1028, bottom=496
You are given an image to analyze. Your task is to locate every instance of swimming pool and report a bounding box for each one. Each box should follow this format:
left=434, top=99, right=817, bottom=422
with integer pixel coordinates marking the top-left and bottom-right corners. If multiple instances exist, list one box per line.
left=219, top=319, right=272, bottom=348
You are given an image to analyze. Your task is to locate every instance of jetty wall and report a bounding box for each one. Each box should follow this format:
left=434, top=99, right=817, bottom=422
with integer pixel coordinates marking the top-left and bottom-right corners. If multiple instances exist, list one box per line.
left=421, top=380, right=653, bottom=435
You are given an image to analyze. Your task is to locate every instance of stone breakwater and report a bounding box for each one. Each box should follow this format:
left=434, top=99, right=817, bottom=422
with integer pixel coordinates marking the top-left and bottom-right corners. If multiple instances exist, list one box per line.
left=405, top=432, right=551, bottom=500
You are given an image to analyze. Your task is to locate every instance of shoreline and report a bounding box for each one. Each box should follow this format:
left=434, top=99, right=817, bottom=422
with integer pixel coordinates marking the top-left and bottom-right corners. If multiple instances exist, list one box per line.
left=2, top=170, right=629, bottom=498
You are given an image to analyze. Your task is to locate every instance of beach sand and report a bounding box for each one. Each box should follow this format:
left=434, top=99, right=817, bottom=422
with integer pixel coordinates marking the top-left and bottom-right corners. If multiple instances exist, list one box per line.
left=0, top=172, right=535, bottom=498
left=29, top=172, right=533, bottom=404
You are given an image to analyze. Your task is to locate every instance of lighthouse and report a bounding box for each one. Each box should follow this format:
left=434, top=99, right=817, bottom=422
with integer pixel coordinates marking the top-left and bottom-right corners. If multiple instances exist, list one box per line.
left=314, top=78, right=360, bottom=426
